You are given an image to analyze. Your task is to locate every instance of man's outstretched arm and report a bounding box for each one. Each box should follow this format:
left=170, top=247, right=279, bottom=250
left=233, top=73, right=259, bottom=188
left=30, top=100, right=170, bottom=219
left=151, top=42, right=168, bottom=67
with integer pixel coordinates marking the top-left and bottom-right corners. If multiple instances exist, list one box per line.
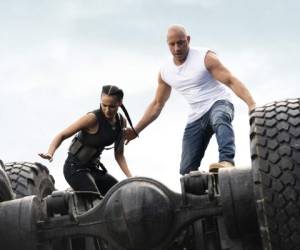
left=205, top=51, right=256, bottom=112
left=125, top=73, right=171, bottom=144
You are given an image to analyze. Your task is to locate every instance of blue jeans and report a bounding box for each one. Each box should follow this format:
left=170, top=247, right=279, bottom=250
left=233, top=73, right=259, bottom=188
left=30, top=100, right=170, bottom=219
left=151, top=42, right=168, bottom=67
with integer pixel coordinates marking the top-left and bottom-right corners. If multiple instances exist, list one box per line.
left=180, top=100, right=235, bottom=175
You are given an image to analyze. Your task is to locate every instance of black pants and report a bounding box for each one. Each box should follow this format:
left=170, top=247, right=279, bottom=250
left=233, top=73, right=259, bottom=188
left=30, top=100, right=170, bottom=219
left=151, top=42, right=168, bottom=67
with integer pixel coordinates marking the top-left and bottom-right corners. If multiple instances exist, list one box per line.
left=63, top=153, right=118, bottom=196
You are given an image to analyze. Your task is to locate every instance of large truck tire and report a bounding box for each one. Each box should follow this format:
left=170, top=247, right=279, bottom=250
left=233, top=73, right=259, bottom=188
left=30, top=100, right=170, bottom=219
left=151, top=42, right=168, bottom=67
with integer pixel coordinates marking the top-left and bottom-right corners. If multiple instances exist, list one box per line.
left=250, top=99, right=300, bottom=250
left=0, top=159, right=14, bottom=202
left=4, top=161, right=55, bottom=199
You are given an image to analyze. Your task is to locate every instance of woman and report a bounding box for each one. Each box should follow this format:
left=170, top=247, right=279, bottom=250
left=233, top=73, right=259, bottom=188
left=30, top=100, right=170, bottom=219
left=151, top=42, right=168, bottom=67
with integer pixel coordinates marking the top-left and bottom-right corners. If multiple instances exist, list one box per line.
left=39, top=85, right=137, bottom=196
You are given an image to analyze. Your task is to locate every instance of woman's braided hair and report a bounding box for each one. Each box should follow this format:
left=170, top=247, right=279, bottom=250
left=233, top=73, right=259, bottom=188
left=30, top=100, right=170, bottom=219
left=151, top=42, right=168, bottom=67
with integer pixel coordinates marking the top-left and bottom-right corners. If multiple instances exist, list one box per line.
left=101, top=85, right=138, bottom=137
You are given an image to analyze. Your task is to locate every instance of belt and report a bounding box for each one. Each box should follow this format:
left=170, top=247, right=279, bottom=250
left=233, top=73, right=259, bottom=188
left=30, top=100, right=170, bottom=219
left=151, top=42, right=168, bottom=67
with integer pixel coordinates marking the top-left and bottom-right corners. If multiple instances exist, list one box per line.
left=91, top=158, right=107, bottom=173
left=67, top=154, right=107, bottom=175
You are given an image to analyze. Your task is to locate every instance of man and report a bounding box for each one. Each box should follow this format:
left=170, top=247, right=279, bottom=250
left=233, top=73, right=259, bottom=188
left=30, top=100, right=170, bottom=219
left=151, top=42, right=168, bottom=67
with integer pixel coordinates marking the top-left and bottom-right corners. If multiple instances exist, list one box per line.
left=125, top=25, right=256, bottom=174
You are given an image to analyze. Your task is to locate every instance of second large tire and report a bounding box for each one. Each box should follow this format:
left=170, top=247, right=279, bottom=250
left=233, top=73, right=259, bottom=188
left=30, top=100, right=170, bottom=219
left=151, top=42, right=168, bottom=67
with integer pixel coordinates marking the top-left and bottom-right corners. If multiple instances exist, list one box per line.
left=250, top=98, right=300, bottom=250
left=0, top=159, right=14, bottom=202
left=4, top=161, right=55, bottom=199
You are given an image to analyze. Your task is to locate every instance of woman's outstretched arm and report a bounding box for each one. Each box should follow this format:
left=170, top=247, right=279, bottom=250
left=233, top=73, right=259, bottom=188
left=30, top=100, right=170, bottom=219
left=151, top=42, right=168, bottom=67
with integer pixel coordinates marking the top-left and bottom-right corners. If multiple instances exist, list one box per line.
left=39, top=113, right=97, bottom=162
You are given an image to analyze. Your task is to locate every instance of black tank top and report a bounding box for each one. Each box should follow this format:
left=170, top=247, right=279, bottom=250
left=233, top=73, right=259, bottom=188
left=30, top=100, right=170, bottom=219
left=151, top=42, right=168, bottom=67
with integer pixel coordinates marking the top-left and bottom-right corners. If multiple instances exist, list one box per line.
left=76, top=109, right=122, bottom=155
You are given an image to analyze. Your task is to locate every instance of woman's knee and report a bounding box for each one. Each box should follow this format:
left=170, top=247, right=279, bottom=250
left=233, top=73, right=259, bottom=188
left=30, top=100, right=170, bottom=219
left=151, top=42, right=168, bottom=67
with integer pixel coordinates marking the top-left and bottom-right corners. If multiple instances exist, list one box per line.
left=92, top=172, right=118, bottom=195
left=66, top=169, right=98, bottom=192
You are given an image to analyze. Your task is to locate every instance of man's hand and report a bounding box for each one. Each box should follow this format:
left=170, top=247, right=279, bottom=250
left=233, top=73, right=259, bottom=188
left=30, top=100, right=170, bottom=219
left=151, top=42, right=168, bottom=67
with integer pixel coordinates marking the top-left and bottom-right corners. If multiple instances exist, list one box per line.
left=124, top=128, right=138, bottom=145
left=248, top=103, right=256, bottom=113
left=38, top=153, right=53, bottom=162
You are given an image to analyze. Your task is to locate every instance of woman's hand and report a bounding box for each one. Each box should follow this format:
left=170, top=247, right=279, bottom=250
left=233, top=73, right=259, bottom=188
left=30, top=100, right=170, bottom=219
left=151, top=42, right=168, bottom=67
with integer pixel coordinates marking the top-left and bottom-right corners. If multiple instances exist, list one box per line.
left=38, top=153, right=53, bottom=162
left=124, top=128, right=138, bottom=145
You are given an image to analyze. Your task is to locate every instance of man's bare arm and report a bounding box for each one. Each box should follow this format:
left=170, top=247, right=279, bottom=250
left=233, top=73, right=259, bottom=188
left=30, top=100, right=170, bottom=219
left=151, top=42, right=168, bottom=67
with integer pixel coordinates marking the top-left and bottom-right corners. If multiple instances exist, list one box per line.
left=205, top=51, right=256, bottom=112
left=124, top=74, right=171, bottom=144
left=135, top=73, right=172, bottom=133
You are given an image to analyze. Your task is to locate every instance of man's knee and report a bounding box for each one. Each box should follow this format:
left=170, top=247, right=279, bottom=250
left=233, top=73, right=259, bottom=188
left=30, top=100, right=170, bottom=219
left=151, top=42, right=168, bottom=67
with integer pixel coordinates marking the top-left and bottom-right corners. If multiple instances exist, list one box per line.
left=210, top=101, right=234, bottom=127
left=211, top=111, right=232, bottom=126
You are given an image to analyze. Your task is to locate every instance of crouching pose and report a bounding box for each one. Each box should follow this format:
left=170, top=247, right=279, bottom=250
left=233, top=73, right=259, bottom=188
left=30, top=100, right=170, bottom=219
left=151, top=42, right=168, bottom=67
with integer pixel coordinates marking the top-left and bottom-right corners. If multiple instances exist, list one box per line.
left=39, top=85, right=137, bottom=195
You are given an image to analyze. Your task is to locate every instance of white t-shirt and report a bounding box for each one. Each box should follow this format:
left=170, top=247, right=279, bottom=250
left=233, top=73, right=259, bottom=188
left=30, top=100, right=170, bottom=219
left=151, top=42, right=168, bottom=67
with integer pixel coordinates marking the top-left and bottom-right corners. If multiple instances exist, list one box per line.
left=160, top=47, right=232, bottom=124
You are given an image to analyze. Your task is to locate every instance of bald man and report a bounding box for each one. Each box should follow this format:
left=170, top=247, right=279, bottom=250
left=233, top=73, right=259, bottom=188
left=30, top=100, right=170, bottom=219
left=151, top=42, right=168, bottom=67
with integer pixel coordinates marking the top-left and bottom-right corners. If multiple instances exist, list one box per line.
left=125, top=25, right=256, bottom=174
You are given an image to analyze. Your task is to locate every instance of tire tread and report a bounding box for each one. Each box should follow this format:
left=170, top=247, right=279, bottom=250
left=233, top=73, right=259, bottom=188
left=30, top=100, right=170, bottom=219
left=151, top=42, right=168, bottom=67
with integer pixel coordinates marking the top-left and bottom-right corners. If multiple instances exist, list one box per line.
left=4, top=161, right=55, bottom=199
left=251, top=99, right=300, bottom=250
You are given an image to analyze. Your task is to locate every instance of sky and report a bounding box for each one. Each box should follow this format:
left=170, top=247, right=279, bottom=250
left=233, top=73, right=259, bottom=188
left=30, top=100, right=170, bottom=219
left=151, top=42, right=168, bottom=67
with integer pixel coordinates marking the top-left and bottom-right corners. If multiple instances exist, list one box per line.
left=1, top=0, right=300, bottom=192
